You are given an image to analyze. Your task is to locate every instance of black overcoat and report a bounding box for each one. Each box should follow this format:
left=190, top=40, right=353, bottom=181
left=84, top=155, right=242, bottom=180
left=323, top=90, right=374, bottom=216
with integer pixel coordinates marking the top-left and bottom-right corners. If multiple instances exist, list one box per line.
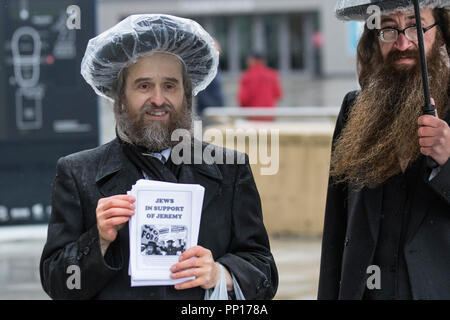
left=40, top=139, right=278, bottom=300
left=318, top=91, right=450, bottom=299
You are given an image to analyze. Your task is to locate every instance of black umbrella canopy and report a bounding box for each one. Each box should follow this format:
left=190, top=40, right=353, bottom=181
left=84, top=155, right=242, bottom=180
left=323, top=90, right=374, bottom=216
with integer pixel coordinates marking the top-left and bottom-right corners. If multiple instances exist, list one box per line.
left=335, top=0, right=450, bottom=21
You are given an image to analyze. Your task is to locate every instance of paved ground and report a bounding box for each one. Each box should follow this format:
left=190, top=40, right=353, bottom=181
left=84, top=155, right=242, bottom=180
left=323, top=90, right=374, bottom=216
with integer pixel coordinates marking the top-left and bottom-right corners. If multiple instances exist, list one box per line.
left=270, top=236, right=321, bottom=300
left=0, top=226, right=321, bottom=300
left=0, top=238, right=46, bottom=300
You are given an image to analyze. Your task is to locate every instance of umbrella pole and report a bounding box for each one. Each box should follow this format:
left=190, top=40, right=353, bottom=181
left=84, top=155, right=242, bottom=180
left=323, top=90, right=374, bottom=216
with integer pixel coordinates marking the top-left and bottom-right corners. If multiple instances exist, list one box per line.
left=413, top=0, right=439, bottom=168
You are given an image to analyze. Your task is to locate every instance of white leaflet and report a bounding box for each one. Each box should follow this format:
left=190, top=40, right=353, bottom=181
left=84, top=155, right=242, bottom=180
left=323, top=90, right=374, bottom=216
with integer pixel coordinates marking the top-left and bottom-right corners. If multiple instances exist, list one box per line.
left=127, top=179, right=205, bottom=286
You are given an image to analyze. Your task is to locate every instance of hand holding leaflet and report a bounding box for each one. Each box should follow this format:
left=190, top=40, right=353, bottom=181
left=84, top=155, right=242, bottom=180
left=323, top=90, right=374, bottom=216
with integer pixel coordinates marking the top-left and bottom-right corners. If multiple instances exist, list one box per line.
left=127, top=179, right=204, bottom=286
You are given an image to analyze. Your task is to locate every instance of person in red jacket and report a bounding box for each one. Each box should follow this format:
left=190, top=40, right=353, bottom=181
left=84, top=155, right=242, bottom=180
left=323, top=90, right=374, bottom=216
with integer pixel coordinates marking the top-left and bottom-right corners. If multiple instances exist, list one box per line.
left=237, top=52, right=282, bottom=121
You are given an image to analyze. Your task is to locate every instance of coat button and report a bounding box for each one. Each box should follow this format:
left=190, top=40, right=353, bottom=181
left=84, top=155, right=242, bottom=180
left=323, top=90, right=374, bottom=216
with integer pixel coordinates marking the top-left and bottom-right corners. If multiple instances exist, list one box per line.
left=263, top=280, right=270, bottom=288
left=83, top=246, right=90, bottom=255
left=344, top=238, right=350, bottom=246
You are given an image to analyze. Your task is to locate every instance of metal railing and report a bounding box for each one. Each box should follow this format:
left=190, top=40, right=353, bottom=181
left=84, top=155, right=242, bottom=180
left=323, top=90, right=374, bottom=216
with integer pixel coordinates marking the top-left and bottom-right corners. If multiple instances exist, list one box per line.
left=202, top=106, right=340, bottom=123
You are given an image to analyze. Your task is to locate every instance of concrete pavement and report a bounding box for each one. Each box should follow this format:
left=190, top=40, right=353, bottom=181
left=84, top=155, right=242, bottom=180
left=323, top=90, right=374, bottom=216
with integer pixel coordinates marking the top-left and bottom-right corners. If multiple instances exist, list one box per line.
left=270, top=236, right=321, bottom=300
left=0, top=237, right=47, bottom=299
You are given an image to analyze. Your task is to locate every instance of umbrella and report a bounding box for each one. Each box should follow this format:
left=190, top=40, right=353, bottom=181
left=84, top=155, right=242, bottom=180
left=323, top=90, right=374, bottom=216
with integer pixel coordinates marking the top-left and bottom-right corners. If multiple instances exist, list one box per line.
left=335, top=0, right=449, bottom=20
left=335, top=0, right=450, bottom=168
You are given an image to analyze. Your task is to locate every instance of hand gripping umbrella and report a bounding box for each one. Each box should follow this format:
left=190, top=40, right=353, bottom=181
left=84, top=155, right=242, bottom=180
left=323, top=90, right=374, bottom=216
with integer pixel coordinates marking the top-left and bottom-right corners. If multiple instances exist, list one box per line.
left=335, top=0, right=450, bottom=168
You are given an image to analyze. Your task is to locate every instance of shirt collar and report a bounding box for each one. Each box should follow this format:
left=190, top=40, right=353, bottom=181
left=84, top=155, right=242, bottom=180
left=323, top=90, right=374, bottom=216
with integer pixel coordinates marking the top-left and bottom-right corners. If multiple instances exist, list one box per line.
left=142, top=147, right=172, bottom=164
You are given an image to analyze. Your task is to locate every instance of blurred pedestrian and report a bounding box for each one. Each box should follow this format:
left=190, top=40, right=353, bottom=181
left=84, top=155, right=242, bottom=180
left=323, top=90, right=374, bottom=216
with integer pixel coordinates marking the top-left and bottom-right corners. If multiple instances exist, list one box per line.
left=196, top=39, right=225, bottom=118
left=237, top=52, right=282, bottom=121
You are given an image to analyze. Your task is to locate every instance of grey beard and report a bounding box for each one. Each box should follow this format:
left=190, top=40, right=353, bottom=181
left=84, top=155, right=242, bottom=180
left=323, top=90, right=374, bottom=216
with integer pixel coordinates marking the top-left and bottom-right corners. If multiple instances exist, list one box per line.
left=115, top=106, right=195, bottom=152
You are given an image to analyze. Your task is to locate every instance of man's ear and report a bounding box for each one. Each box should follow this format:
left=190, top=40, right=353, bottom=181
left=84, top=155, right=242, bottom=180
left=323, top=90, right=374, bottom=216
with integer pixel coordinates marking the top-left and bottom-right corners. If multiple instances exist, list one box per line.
left=114, top=96, right=127, bottom=114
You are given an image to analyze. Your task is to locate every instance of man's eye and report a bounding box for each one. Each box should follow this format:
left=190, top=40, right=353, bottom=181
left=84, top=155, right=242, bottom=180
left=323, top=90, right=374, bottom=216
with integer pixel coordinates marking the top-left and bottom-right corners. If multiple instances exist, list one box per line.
left=165, top=83, right=175, bottom=90
left=139, top=83, right=149, bottom=89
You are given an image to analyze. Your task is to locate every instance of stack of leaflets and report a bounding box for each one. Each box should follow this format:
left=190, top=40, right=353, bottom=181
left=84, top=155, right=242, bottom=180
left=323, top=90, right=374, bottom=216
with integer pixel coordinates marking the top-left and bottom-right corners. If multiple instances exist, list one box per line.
left=127, top=179, right=205, bottom=286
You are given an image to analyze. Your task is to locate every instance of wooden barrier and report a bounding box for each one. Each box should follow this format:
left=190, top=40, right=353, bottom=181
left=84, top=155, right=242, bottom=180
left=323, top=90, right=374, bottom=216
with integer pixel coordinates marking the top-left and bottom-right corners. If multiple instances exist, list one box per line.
left=204, top=121, right=335, bottom=236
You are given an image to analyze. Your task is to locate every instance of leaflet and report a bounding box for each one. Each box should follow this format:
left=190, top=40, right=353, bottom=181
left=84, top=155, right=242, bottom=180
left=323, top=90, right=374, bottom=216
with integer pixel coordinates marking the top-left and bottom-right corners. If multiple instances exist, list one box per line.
left=128, top=180, right=204, bottom=285
left=128, top=179, right=204, bottom=286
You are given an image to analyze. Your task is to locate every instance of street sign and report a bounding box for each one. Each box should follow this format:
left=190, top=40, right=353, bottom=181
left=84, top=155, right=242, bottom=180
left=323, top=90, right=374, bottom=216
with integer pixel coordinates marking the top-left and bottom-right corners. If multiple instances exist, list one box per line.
left=0, top=0, right=98, bottom=225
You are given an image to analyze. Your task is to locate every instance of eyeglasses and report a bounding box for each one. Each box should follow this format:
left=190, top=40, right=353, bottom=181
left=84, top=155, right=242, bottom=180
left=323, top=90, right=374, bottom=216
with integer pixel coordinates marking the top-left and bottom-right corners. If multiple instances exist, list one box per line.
left=377, top=23, right=437, bottom=43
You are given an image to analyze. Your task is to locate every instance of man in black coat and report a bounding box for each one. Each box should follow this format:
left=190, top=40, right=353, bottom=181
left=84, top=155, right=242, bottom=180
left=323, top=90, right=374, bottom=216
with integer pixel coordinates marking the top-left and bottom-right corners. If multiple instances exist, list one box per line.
left=39, top=14, right=278, bottom=300
left=319, top=6, right=450, bottom=299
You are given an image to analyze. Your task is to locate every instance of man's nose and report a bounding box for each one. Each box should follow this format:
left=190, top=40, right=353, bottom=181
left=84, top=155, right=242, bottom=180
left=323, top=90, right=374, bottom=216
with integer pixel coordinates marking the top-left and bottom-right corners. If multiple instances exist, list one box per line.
left=395, top=32, right=413, bottom=51
left=149, top=87, right=165, bottom=106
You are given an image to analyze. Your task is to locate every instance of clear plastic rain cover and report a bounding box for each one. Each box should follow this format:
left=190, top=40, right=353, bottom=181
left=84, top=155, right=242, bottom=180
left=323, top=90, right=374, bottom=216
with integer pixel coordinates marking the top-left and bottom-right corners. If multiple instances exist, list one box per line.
left=81, top=14, right=219, bottom=101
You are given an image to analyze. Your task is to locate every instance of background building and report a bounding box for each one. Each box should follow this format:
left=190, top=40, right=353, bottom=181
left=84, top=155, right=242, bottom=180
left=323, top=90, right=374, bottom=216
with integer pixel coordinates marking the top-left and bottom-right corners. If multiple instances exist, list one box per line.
left=98, top=0, right=358, bottom=77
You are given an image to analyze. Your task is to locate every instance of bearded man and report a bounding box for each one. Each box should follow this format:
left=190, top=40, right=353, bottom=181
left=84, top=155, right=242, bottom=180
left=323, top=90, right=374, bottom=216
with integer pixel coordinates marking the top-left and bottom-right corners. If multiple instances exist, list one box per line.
left=318, top=4, right=450, bottom=299
left=39, top=14, right=278, bottom=300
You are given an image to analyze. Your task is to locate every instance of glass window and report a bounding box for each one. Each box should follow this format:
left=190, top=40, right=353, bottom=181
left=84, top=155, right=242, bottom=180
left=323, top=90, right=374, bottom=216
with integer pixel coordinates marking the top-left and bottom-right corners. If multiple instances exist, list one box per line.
left=289, top=14, right=304, bottom=70
left=238, top=15, right=252, bottom=70
left=262, top=15, right=279, bottom=69
left=212, top=16, right=229, bottom=72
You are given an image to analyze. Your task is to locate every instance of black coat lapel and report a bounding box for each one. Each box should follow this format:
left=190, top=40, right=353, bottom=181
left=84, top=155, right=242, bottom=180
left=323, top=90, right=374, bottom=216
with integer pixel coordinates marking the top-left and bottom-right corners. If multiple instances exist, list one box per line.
left=95, top=139, right=143, bottom=198
left=405, top=156, right=433, bottom=244
left=363, top=185, right=383, bottom=243
left=176, top=140, right=223, bottom=211
left=177, top=162, right=222, bottom=212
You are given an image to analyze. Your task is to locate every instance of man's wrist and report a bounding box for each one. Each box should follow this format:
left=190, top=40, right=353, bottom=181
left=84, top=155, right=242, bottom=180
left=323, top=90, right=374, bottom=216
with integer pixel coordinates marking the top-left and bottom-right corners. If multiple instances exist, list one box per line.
left=99, top=237, right=111, bottom=256
left=221, top=265, right=233, bottom=291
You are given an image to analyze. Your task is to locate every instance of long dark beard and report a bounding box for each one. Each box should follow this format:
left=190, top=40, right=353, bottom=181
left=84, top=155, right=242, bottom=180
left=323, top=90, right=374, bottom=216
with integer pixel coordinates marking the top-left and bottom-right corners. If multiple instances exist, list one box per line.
left=116, top=101, right=194, bottom=152
left=330, top=42, right=450, bottom=190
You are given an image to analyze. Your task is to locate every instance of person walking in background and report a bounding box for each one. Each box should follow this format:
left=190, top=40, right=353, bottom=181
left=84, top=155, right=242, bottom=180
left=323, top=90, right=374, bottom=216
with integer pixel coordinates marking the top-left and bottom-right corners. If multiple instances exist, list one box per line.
left=237, top=52, right=282, bottom=121
left=196, top=39, right=225, bottom=118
